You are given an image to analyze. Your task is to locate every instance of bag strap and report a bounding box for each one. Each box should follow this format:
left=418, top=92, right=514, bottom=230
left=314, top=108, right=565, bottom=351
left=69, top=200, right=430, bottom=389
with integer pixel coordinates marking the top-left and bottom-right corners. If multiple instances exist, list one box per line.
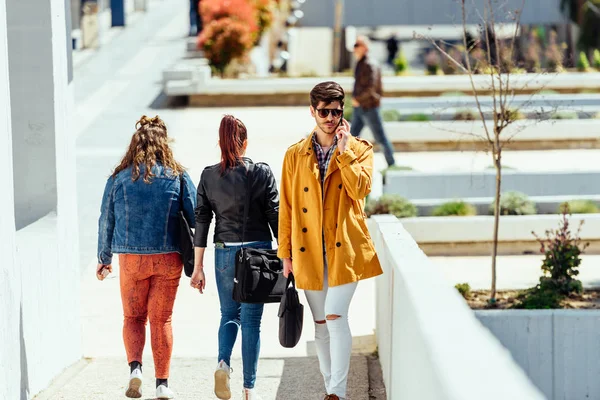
left=241, top=162, right=254, bottom=247
left=179, top=173, right=185, bottom=211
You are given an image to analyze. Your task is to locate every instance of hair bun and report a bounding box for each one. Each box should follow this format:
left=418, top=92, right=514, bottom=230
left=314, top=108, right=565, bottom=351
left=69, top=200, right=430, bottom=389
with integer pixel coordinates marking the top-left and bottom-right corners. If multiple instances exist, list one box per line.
left=136, top=115, right=165, bottom=130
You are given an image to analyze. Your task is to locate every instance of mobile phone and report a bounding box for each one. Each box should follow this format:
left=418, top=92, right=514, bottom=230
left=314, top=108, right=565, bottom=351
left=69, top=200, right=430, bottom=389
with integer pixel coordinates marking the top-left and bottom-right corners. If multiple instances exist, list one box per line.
left=99, top=265, right=110, bottom=278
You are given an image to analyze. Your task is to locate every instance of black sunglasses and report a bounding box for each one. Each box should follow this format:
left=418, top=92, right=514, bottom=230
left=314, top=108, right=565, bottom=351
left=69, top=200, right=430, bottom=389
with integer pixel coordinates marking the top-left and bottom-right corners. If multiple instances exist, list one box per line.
left=316, top=108, right=343, bottom=118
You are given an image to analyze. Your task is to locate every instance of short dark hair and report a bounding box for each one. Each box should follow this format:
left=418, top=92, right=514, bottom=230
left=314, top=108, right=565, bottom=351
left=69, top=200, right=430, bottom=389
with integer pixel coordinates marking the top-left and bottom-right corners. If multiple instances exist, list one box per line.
left=309, top=81, right=345, bottom=109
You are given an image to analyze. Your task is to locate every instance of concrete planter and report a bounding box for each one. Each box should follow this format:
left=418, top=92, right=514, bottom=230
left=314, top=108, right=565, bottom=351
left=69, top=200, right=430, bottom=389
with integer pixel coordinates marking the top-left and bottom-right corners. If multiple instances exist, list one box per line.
left=400, top=214, right=600, bottom=255
left=363, top=120, right=600, bottom=151
left=476, top=310, right=600, bottom=400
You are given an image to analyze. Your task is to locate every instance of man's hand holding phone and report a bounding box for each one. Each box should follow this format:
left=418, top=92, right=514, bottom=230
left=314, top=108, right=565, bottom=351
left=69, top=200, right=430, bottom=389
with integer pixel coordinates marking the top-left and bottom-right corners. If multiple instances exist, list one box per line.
left=336, top=118, right=351, bottom=153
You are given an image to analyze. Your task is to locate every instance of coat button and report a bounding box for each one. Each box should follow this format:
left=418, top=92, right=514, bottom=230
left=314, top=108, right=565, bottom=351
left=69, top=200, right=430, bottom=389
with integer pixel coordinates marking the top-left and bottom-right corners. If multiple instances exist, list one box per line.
left=338, top=184, right=342, bottom=189
left=336, top=242, right=341, bottom=247
left=302, top=227, right=307, bottom=233
left=303, top=208, right=308, bottom=213
left=304, top=187, right=309, bottom=192
left=300, top=247, right=306, bottom=252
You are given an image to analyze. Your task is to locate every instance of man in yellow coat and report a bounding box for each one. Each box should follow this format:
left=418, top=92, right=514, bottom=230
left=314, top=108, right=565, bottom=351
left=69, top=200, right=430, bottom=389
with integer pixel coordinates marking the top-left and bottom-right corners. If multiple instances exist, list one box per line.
left=278, top=81, right=383, bottom=400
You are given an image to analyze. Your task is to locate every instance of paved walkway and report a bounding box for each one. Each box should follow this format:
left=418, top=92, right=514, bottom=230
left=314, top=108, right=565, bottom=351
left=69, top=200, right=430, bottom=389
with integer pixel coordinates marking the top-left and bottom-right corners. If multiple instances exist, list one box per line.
left=43, top=1, right=381, bottom=399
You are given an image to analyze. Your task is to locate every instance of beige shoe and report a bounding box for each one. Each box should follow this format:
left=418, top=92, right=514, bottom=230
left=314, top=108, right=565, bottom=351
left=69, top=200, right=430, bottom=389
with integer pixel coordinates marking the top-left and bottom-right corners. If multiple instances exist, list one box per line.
left=125, top=368, right=142, bottom=398
left=214, top=360, right=231, bottom=400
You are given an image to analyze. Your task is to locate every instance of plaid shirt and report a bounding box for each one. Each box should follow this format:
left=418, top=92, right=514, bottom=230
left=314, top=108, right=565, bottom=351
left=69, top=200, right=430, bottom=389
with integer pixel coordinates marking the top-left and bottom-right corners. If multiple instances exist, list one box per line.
left=311, top=133, right=338, bottom=183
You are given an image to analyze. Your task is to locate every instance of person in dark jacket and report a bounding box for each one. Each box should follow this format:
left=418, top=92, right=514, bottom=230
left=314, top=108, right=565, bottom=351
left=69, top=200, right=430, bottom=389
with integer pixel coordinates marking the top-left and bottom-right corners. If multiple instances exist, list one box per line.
left=190, top=115, right=279, bottom=400
left=350, top=36, right=396, bottom=167
left=96, top=115, right=197, bottom=399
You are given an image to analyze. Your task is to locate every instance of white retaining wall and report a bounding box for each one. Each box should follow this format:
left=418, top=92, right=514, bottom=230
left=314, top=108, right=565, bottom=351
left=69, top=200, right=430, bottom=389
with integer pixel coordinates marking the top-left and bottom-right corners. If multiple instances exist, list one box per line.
left=369, top=215, right=544, bottom=400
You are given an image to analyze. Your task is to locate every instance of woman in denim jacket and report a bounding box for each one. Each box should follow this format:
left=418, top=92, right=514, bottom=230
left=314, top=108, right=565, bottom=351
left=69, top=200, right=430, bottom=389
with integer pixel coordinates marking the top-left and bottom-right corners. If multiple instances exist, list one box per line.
left=96, top=115, right=196, bottom=399
left=190, top=115, right=279, bottom=400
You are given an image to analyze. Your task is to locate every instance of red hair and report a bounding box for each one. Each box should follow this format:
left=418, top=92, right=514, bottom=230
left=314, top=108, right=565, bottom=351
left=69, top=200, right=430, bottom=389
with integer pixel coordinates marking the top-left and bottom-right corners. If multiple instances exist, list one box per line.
left=219, top=115, right=247, bottom=174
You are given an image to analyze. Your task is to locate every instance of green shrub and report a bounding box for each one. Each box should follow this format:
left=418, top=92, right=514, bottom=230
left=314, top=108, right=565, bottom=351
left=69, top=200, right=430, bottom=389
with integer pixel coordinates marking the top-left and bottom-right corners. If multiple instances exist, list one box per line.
left=455, top=283, right=471, bottom=299
left=594, top=49, right=600, bottom=70
left=453, top=109, right=479, bottom=121
left=405, top=113, right=430, bottom=122
left=394, top=51, right=409, bottom=74
left=506, top=109, right=525, bottom=121
left=514, top=208, right=589, bottom=309
left=432, top=201, right=477, bottom=216
left=490, top=191, right=536, bottom=216
left=512, top=285, right=564, bottom=309
left=382, top=109, right=401, bottom=122
left=365, top=195, right=418, bottom=219
left=559, top=200, right=599, bottom=214
left=551, top=111, right=579, bottom=120
left=577, top=51, right=590, bottom=71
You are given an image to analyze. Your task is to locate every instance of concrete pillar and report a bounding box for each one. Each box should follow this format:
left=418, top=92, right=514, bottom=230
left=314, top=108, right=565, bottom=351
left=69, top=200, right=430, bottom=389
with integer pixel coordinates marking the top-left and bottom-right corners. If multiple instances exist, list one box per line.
left=0, top=1, right=19, bottom=399
left=6, top=0, right=80, bottom=396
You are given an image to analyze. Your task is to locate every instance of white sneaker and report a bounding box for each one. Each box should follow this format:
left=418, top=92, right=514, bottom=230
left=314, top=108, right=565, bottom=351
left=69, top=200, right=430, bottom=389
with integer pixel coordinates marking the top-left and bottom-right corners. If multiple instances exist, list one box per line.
left=125, top=368, right=142, bottom=398
left=242, top=388, right=263, bottom=400
left=156, top=384, right=175, bottom=399
left=214, top=360, right=231, bottom=400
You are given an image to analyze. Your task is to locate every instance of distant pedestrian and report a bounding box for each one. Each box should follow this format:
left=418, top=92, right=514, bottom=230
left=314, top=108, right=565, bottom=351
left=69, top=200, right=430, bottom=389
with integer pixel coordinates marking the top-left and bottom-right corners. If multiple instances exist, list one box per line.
left=350, top=36, right=396, bottom=167
left=96, top=115, right=197, bottom=399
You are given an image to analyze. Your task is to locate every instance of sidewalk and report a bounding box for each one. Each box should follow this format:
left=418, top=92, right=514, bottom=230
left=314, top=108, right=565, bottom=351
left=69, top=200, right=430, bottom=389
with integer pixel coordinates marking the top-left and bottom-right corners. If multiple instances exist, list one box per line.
left=34, top=356, right=371, bottom=400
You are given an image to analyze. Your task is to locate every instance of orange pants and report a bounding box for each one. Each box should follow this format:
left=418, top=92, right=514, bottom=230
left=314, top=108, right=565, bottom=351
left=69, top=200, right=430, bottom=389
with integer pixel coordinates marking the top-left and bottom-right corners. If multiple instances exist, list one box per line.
left=119, top=253, right=182, bottom=379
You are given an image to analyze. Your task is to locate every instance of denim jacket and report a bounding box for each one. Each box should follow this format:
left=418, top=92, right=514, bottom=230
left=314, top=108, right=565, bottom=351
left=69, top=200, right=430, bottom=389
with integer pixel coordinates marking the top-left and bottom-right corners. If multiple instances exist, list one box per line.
left=97, top=164, right=197, bottom=265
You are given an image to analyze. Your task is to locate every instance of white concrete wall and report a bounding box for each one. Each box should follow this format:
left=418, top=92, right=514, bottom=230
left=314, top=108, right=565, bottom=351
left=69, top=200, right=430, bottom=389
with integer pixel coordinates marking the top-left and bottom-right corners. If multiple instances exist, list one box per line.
left=165, top=70, right=600, bottom=96
left=2, top=0, right=81, bottom=397
left=368, top=119, right=600, bottom=144
left=401, top=214, right=600, bottom=243
left=384, top=169, right=600, bottom=200
left=477, top=311, right=600, bottom=400
left=287, top=27, right=333, bottom=77
left=0, top=2, right=19, bottom=399
left=368, top=215, right=544, bottom=400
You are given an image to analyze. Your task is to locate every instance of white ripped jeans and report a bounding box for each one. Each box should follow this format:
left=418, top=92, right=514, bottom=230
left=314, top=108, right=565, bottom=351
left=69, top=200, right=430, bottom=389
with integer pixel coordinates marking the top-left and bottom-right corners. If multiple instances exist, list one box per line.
left=304, top=265, right=358, bottom=399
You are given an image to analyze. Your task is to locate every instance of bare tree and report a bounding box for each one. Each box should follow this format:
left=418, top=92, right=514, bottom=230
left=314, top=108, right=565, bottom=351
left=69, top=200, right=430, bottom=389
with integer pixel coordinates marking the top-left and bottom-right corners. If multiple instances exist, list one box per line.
left=415, top=0, right=558, bottom=304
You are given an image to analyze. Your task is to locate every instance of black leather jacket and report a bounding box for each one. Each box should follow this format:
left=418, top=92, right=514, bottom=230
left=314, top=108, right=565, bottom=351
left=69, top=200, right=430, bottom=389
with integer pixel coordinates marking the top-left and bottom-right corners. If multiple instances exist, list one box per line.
left=194, top=158, right=279, bottom=247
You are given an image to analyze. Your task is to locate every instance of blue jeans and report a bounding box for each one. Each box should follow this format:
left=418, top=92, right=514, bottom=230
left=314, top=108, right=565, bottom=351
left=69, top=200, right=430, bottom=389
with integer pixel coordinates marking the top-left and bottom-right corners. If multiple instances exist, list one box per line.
left=214, top=241, right=272, bottom=389
left=350, top=106, right=396, bottom=167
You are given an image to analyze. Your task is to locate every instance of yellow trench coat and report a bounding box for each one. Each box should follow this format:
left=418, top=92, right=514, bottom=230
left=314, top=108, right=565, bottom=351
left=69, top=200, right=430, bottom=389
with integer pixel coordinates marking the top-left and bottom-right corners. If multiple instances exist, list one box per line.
left=277, top=134, right=383, bottom=290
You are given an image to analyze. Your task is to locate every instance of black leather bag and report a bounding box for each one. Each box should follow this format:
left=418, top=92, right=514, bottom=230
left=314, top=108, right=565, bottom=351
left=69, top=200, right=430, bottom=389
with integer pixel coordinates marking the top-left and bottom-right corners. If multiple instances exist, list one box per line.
left=233, top=164, right=286, bottom=304
left=278, top=274, right=304, bottom=348
left=178, top=174, right=195, bottom=277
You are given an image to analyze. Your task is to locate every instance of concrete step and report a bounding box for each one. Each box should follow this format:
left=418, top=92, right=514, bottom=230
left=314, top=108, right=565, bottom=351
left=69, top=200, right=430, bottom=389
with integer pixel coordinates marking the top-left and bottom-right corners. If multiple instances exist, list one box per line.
left=34, top=355, right=374, bottom=400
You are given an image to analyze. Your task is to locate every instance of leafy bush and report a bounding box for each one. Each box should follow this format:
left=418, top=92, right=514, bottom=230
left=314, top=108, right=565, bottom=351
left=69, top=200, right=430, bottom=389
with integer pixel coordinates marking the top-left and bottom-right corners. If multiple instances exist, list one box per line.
left=559, top=200, right=599, bottom=214
left=490, top=191, right=536, bottom=216
left=539, top=90, right=560, bottom=95
left=506, top=109, right=525, bottom=121
left=577, top=51, right=590, bottom=72
left=514, top=207, right=589, bottom=309
left=405, top=113, right=430, bottom=122
left=394, top=51, right=408, bottom=74
left=433, top=201, right=477, bottom=217
left=551, top=111, right=579, bottom=120
left=455, top=283, right=471, bottom=299
left=198, top=0, right=258, bottom=74
left=594, top=49, right=600, bottom=70
left=453, top=109, right=479, bottom=121
left=253, top=0, right=274, bottom=45
left=365, top=195, right=418, bottom=219
left=382, top=109, right=401, bottom=122
left=512, top=285, right=564, bottom=309
left=425, top=51, right=441, bottom=75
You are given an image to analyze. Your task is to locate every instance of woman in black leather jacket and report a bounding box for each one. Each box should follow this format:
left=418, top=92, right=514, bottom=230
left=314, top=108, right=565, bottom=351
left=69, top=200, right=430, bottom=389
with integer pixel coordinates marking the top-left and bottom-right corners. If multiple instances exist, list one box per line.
left=190, top=115, right=279, bottom=400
